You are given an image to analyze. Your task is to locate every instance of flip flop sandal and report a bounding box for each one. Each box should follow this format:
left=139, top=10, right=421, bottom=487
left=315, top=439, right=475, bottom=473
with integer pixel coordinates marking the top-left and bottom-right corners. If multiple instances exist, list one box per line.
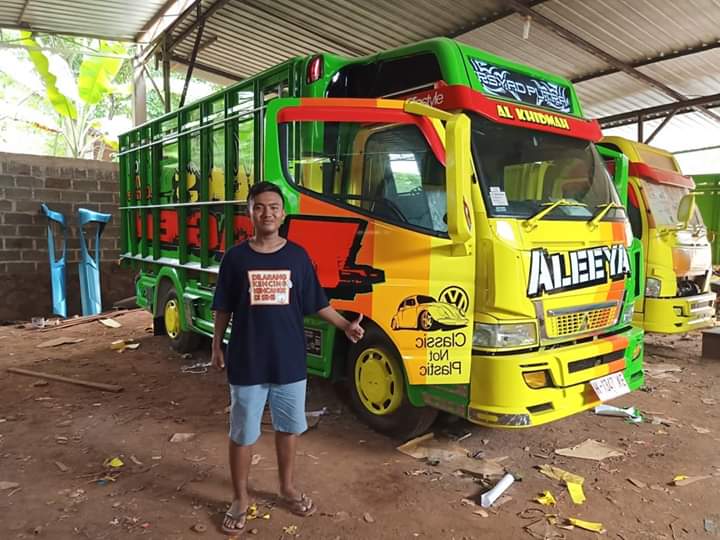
left=221, top=509, right=247, bottom=535
left=283, top=492, right=316, bottom=517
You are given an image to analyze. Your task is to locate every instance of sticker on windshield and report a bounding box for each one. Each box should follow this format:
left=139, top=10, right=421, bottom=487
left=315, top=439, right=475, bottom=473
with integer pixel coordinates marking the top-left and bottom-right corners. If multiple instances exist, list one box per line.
left=527, top=244, right=630, bottom=297
left=489, top=186, right=509, bottom=206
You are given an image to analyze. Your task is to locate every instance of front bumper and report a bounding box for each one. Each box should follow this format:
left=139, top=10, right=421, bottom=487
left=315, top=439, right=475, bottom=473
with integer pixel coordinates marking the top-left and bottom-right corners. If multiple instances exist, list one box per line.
left=466, top=325, right=644, bottom=428
left=640, top=292, right=716, bottom=334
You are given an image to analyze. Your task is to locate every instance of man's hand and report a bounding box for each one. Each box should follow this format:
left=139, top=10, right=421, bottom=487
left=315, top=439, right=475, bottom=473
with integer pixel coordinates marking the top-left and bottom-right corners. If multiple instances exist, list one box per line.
left=344, top=313, right=365, bottom=343
left=211, top=346, right=225, bottom=370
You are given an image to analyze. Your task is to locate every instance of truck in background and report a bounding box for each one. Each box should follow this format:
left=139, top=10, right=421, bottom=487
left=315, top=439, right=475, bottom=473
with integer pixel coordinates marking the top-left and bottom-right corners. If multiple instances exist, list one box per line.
left=600, top=137, right=716, bottom=333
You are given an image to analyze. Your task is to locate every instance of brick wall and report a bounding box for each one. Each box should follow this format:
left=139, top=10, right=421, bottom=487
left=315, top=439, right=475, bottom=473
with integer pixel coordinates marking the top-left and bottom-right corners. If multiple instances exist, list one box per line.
left=0, top=152, right=135, bottom=321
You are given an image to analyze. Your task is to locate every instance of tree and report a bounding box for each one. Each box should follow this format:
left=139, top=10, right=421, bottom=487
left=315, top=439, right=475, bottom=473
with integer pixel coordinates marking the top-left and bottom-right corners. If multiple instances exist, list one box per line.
left=17, top=31, right=128, bottom=159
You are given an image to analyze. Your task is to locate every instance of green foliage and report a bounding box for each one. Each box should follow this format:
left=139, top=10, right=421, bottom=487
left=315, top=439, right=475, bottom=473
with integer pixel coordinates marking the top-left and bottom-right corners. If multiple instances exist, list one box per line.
left=19, top=31, right=78, bottom=119
left=77, top=41, right=126, bottom=105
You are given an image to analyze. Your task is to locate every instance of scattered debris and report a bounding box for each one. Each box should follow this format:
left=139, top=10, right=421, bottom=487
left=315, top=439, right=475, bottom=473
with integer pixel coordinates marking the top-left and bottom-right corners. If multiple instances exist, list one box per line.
left=104, top=457, right=124, bottom=468
left=554, top=439, right=624, bottom=461
left=99, top=318, right=122, bottom=328
left=594, top=404, right=643, bottom=423
left=692, top=425, right=711, bottom=434
left=701, top=398, right=717, bottom=406
left=0, top=481, right=20, bottom=490
left=331, top=511, right=350, bottom=522
left=7, top=367, right=123, bottom=393
left=524, top=518, right=565, bottom=540
left=567, top=517, right=605, bottom=533
left=538, top=465, right=586, bottom=505
left=671, top=475, right=713, bottom=486
left=169, top=432, right=196, bottom=443
left=181, top=361, right=211, bottom=374
left=363, top=512, right=375, bottom=523
left=535, top=491, right=557, bottom=506
left=129, top=455, right=143, bottom=466
left=645, top=363, right=682, bottom=382
left=627, top=477, right=647, bottom=489
left=705, top=516, right=719, bottom=535
left=480, top=472, right=515, bottom=508
left=190, top=523, right=207, bottom=533
left=283, top=524, right=298, bottom=535
left=396, top=433, right=436, bottom=459
left=32, top=380, right=49, bottom=387
left=54, top=461, right=69, bottom=472
left=473, top=508, right=489, bottom=518
left=110, top=339, right=140, bottom=352
left=651, top=415, right=679, bottom=426
left=396, top=432, right=506, bottom=478
left=251, top=454, right=263, bottom=466
left=36, top=336, right=84, bottom=348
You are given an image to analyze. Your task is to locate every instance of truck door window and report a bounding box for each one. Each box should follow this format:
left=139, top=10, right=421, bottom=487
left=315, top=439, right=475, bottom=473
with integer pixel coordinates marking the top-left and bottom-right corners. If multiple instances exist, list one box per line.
left=363, top=125, right=447, bottom=233
left=286, top=121, right=447, bottom=235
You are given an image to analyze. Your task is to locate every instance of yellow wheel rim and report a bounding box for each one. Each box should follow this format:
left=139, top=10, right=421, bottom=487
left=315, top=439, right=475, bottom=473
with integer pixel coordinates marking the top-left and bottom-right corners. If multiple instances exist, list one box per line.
left=354, top=347, right=403, bottom=415
left=164, top=298, right=180, bottom=339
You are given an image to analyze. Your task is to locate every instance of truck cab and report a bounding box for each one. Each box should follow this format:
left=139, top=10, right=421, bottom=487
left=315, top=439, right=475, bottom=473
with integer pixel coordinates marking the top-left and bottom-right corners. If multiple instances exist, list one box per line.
left=600, top=136, right=716, bottom=333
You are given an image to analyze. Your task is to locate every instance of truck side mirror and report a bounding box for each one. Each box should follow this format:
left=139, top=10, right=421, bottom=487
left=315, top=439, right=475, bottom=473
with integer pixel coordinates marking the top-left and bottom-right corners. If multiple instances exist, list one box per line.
left=677, top=193, right=696, bottom=228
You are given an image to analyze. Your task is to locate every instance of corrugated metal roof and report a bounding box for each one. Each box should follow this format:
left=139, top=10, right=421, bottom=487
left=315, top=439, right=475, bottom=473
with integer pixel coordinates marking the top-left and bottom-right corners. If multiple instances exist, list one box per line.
left=170, top=0, right=513, bottom=79
left=1, top=0, right=720, bottom=155
left=0, top=0, right=169, bottom=41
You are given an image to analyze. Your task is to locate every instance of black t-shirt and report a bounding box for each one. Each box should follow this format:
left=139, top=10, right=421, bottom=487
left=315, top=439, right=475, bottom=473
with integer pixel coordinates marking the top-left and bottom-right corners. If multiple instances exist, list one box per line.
left=211, top=240, right=329, bottom=385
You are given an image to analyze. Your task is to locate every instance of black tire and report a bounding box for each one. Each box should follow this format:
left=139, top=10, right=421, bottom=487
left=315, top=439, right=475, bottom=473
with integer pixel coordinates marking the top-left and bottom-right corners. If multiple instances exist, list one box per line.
left=346, top=327, right=437, bottom=440
left=418, top=310, right=435, bottom=331
left=158, top=284, right=202, bottom=354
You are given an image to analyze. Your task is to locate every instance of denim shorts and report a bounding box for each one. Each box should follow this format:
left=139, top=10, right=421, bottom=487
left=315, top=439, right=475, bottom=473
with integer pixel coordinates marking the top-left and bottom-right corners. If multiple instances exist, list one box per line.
left=228, top=379, right=308, bottom=446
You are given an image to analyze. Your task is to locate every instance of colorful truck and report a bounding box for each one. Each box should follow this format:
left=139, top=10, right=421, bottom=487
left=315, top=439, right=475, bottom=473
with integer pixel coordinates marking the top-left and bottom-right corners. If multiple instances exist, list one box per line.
left=119, top=38, right=644, bottom=438
left=600, top=137, right=716, bottom=333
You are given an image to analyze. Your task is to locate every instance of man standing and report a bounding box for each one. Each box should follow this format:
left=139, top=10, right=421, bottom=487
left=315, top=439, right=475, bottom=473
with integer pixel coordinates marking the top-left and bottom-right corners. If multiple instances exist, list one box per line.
left=212, top=181, right=364, bottom=535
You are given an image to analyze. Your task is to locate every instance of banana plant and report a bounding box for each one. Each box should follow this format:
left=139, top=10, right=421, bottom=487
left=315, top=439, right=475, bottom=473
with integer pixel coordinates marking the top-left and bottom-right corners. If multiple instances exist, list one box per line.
left=18, top=31, right=127, bottom=158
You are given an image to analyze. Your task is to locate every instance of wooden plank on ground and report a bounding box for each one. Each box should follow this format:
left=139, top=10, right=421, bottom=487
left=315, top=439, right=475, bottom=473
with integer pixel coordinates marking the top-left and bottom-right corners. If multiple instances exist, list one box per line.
left=7, top=368, right=124, bottom=393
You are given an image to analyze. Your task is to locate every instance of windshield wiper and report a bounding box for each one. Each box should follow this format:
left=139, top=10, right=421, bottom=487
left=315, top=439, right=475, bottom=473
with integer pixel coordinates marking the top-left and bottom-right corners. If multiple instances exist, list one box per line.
left=522, top=199, right=586, bottom=230
left=587, top=202, right=625, bottom=229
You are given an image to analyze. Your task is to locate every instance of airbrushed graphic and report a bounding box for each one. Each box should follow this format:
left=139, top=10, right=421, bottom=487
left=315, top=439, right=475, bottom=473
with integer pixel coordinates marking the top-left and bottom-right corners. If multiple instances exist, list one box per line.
left=391, top=294, right=469, bottom=331
left=469, top=58, right=571, bottom=113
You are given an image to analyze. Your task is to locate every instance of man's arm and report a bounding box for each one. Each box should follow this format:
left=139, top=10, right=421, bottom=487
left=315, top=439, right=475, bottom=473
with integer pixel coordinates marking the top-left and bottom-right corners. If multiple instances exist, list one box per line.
left=317, top=306, right=364, bottom=343
left=211, top=310, right=232, bottom=370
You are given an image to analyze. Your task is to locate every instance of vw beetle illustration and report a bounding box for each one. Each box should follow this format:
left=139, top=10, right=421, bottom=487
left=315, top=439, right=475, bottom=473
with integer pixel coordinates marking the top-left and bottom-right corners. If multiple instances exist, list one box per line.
left=391, top=294, right=468, bottom=331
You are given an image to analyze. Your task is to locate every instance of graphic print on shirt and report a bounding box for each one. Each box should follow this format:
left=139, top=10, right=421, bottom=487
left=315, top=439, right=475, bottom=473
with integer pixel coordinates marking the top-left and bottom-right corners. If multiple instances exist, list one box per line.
left=248, top=270, right=292, bottom=305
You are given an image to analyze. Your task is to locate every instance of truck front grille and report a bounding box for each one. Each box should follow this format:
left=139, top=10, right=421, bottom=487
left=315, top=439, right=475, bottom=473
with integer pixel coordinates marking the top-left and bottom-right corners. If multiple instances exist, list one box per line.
left=546, top=304, right=618, bottom=338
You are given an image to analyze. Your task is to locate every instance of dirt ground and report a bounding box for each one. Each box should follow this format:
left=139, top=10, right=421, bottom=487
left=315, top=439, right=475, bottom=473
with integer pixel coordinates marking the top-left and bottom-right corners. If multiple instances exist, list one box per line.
left=0, top=310, right=719, bottom=540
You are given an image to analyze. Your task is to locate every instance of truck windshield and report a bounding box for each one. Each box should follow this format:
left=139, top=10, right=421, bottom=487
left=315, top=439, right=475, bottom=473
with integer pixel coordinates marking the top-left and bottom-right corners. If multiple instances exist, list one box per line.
left=470, top=115, right=624, bottom=221
left=641, top=180, right=704, bottom=227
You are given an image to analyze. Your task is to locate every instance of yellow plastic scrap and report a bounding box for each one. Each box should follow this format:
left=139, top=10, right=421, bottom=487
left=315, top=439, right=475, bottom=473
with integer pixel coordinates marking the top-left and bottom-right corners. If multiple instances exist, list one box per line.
left=673, top=475, right=688, bottom=482
left=105, top=457, right=124, bottom=468
left=246, top=504, right=259, bottom=520
left=538, top=464, right=586, bottom=504
left=110, top=340, right=126, bottom=350
left=568, top=517, right=605, bottom=533
left=566, top=481, right=586, bottom=505
left=535, top=491, right=557, bottom=506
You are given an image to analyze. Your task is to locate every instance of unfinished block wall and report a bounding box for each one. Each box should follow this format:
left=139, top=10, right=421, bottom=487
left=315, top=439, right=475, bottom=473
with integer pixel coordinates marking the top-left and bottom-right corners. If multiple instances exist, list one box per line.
left=0, top=152, right=135, bottom=321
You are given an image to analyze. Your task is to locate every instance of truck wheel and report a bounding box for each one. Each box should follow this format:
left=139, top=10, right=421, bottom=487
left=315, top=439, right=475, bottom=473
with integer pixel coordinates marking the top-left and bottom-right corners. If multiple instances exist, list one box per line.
left=347, top=327, right=437, bottom=439
left=159, top=285, right=201, bottom=353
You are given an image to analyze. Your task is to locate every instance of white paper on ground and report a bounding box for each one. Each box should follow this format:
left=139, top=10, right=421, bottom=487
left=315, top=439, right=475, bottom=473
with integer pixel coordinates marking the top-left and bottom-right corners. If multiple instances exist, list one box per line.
left=594, top=404, right=642, bottom=423
left=480, top=472, right=515, bottom=508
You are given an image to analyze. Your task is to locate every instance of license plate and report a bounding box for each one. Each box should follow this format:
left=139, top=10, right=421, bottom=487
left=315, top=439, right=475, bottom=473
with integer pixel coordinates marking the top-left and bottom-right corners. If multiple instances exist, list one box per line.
left=590, top=372, right=630, bottom=401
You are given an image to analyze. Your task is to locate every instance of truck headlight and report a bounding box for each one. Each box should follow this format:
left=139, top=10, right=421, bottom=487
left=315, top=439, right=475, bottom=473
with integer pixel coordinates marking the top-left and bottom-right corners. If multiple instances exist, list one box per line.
left=620, top=302, right=635, bottom=325
left=645, top=277, right=661, bottom=298
left=473, top=322, right=537, bottom=348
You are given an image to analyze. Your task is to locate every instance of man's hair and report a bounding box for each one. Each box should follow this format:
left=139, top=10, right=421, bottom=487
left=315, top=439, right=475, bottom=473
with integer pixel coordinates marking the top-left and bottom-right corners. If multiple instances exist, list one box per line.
left=248, top=181, right=284, bottom=207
